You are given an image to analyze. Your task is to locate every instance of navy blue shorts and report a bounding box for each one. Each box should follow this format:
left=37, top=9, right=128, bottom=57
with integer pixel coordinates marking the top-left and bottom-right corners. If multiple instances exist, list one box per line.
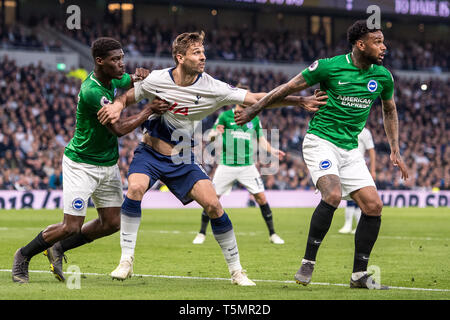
left=128, top=142, right=209, bottom=205
left=347, top=200, right=358, bottom=208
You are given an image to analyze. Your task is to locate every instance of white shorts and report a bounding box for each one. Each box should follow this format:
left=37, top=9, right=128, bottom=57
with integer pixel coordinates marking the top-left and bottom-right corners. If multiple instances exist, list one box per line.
left=212, top=164, right=265, bottom=196
left=62, top=155, right=124, bottom=216
left=302, top=133, right=376, bottom=200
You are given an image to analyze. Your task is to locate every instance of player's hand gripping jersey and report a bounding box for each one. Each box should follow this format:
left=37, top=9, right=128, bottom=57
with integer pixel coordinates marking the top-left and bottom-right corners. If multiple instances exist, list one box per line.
left=134, top=68, right=247, bottom=146
left=302, top=53, right=394, bottom=150
left=65, top=72, right=131, bottom=166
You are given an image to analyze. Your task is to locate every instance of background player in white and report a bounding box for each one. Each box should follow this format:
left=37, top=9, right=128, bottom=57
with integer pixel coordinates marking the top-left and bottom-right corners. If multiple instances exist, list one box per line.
left=193, top=85, right=286, bottom=245
left=339, top=127, right=377, bottom=234
left=97, top=31, right=326, bottom=286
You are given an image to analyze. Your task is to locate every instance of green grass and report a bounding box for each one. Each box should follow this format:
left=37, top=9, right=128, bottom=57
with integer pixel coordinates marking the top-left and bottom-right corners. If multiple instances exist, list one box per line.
left=1, top=207, right=449, bottom=300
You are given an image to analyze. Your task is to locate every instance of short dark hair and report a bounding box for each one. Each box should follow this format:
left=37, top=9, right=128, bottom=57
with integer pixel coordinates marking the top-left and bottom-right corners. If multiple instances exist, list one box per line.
left=91, top=37, right=122, bottom=59
left=347, top=20, right=382, bottom=46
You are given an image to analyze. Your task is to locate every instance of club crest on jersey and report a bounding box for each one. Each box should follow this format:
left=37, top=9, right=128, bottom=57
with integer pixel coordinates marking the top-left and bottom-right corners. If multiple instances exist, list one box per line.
left=308, top=60, right=319, bottom=71
left=367, top=80, right=378, bottom=93
left=100, top=96, right=111, bottom=107
left=246, top=122, right=253, bottom=129
left=72, top=198, right=85, bottom=211
left=319, top=159, right=332, bottom=170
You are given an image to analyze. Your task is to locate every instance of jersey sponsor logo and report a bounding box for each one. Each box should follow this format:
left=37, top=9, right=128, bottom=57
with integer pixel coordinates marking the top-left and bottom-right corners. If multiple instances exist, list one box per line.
left=227, top=84, right=238, bottom=90
left=319, top=159, right=332, bottom=170
left=338, top=80, right=350, bottom=85
left=367, top=80, right=378, bottom=92
left=194, top=94, right=201, bottom=105
left=308, top=60, right=319, bottom=71
left=337, top=95, right=373, bottom=109
left=72, top=198, right=85, bottom=211
left=100, top=96, right=111, bottom=107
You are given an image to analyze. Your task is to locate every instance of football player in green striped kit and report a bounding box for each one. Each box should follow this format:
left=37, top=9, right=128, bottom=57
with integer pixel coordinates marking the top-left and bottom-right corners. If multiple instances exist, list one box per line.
left=236, top=20, right=409, bottom=289
left=12, top=37, right=169, bottom=283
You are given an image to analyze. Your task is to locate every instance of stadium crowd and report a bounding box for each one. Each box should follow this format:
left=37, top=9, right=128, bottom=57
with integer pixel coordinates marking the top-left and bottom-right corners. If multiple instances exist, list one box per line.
left=0, top=53, right=448, bottom=192
left=25, top=18, right=450, bottom=72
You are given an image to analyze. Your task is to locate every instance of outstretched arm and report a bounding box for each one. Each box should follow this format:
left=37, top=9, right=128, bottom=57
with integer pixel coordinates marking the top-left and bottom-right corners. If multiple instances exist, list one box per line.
left=258, top=135, right=285, bottom=160
left=381, top=97, right=408, bottom=180
left=235, top=73, right=313, bottom=125
left=106, top=98, right=169, bottom=137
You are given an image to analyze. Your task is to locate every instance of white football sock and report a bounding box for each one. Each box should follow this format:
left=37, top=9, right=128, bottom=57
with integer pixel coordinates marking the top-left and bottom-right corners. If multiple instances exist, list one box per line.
left=354, top=207, right=362, bottom=225
left=344, top=206, right=355, bottom=229
left=213, top=229, right=242, bottom=273
left=120, top=214, right=141, bottom=262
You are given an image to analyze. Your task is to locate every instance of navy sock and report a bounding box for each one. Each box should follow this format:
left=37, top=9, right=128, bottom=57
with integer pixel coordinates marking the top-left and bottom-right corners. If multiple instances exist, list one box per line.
left=199, top=210, right=210, bottom=235
left=210, top=212, right=233, bottom=235
left=121, top=196, right=142, bottom=218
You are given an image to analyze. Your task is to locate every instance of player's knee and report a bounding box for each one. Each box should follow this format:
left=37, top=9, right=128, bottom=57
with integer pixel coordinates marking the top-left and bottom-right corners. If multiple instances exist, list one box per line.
left=61, top=223, right=81, bottom=238
left=322, top=190, right=341, bottom=207
left=127, top=183, right=147, bottom=200
left=203, top=200, right=222, bottom=218
left=365, top=199, right=383, bottom=216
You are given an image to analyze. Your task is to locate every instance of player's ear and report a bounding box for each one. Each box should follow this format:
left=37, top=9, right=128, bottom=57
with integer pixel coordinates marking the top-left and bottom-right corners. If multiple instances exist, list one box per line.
left=95, top=56, right=104, bottom=66
left=176, top=53, right=184, bottom=65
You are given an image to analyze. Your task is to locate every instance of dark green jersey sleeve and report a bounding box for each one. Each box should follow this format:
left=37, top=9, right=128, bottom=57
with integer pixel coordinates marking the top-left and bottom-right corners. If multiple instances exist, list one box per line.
left=380, top=71, right=394, bottom=100
left=112, top=73, right=131, bottom=89
left=81, top=87, right=110, bottom=113
left=301, top=58, right=332, bottom=87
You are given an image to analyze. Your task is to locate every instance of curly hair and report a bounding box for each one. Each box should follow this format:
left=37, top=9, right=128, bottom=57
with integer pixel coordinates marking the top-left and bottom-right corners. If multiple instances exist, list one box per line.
left=347, top=20, right=382, bottom=46
left=91, top=37, right=122, bottom=59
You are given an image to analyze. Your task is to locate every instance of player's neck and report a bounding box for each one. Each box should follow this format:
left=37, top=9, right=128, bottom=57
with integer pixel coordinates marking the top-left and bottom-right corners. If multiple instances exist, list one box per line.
left=351, top=51, right=372, bottom=70
left=172, top=66, right=199, bottom=87
left=93, top=67, right=112, bottom=88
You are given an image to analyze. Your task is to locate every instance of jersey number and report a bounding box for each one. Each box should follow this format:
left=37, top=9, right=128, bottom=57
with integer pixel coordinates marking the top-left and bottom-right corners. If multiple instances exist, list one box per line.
left=168, top=102, right=189, bottom=116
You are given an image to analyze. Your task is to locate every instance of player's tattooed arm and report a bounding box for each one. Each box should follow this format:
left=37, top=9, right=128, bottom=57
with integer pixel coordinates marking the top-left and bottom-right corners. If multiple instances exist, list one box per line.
left=106, top=98, right=169, bottom=137
left=235, top=73, right=314, bottom=125
left=382, top=97, right=409, bottom=180
left=98, top=87, right=137, bottom=125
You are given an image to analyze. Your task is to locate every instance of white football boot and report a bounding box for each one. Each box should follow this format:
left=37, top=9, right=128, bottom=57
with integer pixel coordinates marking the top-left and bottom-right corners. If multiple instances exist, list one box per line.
left=192, top=233, right=206, bottom=244
left=110, top=256, right=134, bottom=280
left=269, top=233, right=285, bottom=244
left=231, top=269, right=256, bottom=286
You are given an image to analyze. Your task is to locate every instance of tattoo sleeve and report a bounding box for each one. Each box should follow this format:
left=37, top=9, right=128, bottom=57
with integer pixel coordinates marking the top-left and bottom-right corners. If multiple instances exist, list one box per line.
left=382, top=98, right=399, bottom=152
left=245, top=73, right=309, bottom=118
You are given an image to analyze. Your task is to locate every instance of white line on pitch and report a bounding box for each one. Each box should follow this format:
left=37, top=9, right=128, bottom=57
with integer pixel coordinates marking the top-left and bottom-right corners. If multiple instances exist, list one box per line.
left=0, top=269, right=449, bottom=292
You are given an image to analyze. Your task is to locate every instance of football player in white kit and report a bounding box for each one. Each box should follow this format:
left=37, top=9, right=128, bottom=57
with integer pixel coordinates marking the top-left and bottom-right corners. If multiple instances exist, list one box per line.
left=339, top=127, right=377, bottom=234
left=97, top=31, right=327, bottom=286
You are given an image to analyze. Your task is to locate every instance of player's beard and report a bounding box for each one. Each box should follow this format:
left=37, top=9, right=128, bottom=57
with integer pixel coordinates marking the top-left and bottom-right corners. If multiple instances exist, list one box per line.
left=362, top=50, right=383, bottom=65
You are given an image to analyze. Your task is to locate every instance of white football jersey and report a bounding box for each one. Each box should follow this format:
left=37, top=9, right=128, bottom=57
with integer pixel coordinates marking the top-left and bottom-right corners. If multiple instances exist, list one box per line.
left=357, top=127, right=375, bottom=156
left=134, top=68, right=247, bottom=145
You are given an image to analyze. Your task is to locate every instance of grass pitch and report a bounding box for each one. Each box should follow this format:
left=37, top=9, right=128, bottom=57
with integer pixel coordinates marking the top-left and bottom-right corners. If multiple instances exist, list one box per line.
left=0, top=207, right=449, bottom=300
